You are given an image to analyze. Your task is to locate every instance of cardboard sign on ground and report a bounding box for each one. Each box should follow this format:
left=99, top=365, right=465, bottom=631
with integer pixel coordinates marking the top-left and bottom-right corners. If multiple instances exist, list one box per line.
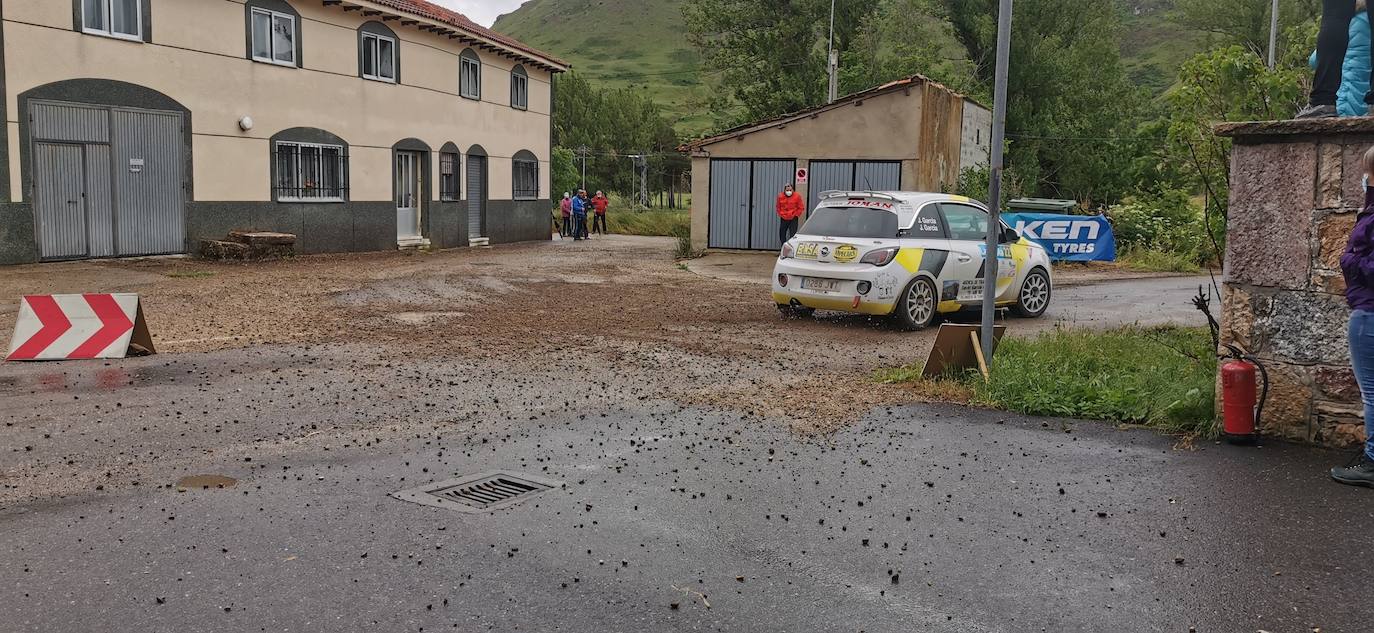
left=921, top=323, right=1007, bottom=379
left=6, top=294, right=155, bottom=361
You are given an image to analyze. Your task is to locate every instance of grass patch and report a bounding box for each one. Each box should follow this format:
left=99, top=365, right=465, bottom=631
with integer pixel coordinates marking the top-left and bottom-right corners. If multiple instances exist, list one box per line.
left=877, top=326, right=1218, bottom=437
left=1117, top=248, right=1202, bottom=274
left=606, top=210, right=689, bottom=238
left=166, top=270, right=216, bottom=279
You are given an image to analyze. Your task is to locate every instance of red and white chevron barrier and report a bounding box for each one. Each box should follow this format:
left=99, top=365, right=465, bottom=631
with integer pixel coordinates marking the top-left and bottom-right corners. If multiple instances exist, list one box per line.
left=5, top=294, right=155, bottom=361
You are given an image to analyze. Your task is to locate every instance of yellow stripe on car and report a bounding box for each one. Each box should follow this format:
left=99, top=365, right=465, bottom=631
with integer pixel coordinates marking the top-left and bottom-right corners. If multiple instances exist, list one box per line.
left=894, top=247, right=925, bottom=273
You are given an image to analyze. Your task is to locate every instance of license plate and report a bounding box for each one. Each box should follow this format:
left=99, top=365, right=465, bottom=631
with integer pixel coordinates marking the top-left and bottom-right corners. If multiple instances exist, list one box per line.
left=796, top=243, right=819, bottom=259
left=802, top=277, right=841, bottom=292
left=957, top=279, right=985, bottom=301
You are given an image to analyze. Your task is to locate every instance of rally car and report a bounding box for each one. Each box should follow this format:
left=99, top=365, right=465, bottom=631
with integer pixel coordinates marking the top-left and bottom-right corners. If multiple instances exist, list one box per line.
left=772, top=191, right=1053, bottom=330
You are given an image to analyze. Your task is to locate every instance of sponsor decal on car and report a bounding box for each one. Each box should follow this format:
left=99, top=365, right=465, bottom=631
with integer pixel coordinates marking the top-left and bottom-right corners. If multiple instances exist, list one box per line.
left=834, top=245, right=858, bottom=262
left=796, top=243, right=819, bottom=259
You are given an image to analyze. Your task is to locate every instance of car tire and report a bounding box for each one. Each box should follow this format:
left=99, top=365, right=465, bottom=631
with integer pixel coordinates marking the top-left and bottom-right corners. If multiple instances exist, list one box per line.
left=1012, top=268, right=1051, bottom=318
left=894, top=276, right=938, bottom=331
left=778, top=304, right=815, bottom=319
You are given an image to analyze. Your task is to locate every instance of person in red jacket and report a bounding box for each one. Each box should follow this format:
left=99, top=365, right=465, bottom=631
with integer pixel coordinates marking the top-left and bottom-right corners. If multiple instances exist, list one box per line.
left=776, top=184, right=805, bottom=245
left=591, top=191, right=610, bottom=235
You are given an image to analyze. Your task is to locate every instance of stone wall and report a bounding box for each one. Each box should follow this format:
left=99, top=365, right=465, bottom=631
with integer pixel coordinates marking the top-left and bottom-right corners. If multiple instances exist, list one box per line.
left=1215, top=118, right=1371, bottom=448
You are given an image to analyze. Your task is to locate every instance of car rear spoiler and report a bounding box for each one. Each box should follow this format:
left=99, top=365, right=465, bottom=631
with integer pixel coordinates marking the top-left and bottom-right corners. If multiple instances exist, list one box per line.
left=819, top=191, right=901, bottom=203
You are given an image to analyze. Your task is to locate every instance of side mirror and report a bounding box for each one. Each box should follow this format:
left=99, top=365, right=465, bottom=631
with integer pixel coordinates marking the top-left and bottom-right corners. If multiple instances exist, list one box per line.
left=1000, top=226, right=1020, bottom=244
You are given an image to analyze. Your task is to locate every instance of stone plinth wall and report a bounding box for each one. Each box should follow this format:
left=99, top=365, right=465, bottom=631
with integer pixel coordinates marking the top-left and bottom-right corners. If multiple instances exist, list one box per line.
left=1215, top=119, right=1371, bottom=448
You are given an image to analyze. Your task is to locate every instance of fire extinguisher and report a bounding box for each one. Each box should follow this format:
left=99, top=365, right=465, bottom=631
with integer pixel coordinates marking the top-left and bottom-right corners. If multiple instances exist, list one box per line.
left=1220, top=345, right=1269, bottom=446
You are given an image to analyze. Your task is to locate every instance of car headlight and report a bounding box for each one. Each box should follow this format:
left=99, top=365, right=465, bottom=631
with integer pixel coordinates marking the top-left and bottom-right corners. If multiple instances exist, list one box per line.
left=780, top=242, right=794, bottom=259
left=859, top=247, right=899, bottom=266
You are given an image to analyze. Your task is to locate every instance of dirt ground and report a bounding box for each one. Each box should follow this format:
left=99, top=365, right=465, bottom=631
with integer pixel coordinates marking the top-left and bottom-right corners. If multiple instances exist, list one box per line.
left=0, top=235, right=1204, bottom=437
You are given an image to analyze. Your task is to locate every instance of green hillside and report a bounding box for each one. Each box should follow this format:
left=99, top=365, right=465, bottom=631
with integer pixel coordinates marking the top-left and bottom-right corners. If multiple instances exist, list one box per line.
left=492, top=0, right=710, bottom=132
left=493, top=0, right=1202, bottom=134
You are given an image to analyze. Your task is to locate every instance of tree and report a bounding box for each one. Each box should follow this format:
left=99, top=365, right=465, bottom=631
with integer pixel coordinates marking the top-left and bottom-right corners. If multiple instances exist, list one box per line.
left=1173, top=0, right=1319, bottom=58
left=683, top=0, right=878, bottom=124
left=839, top=0, right=980, bottom=99
left=551, top=73, right=682, bottom=197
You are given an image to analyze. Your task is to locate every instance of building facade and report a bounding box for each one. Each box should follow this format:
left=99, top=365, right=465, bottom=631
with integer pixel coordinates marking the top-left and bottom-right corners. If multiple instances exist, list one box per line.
left=0, top=0, right=566, bottom=264
left=680, top=75, right=990, bottom=252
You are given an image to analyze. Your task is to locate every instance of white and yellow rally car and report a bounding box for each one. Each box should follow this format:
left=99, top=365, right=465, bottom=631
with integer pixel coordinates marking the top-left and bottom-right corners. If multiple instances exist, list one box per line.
left=772, top=191, right=1053, bottom=330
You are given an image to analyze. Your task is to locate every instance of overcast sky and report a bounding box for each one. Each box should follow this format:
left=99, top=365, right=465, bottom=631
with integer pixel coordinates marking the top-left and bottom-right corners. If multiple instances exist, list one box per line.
left=431, top=0, right=527, bottom=27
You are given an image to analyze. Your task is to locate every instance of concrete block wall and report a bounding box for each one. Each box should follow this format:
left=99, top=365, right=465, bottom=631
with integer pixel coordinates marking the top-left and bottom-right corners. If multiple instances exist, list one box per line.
left=1215, top=119, right=1372, bottom=448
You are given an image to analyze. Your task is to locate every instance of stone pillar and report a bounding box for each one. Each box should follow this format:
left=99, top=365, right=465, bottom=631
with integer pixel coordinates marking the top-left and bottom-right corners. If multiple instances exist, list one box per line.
left=1215, top=119, right=1370, bottom=448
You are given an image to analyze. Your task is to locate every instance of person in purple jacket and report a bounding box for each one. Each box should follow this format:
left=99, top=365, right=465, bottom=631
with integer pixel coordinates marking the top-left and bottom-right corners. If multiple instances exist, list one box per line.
left=1333, top=145, right=1374, bottom=486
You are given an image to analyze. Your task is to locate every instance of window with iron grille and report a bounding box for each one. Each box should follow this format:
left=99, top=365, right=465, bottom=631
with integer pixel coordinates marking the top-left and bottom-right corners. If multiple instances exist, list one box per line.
left=82, top=0, right=142, bottom=40
left=362, top=32, right=397, bottom=82
left=460, top=49, right=481, bottom=99
left=275, top=142, right=347, bottom=202
left=250, top=7, right=296, bottom=66
left=510, top=66, right=528, bottom=110
left=513, top=158, right=538, bottom=200
left=440, top=152, right=460, bottom=201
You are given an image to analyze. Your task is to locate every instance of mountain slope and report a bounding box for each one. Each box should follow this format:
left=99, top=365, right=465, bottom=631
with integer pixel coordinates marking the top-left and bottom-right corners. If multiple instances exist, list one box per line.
left=492, top=0, right=709, bottom=132
left=493, top=0, right=1203, bottom=134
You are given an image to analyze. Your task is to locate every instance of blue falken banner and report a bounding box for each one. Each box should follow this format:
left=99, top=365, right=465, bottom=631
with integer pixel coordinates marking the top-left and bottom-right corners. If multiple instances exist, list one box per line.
left=1002, top=212, right=1116, bottom=262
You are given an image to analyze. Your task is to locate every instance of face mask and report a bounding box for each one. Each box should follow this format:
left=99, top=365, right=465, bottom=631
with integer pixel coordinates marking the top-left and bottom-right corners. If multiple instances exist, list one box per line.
left=784, top=191, right=793, bottom=197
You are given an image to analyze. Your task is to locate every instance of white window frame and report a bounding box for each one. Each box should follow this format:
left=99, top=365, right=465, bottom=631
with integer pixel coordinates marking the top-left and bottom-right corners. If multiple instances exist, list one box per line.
left=275, top=141, right=346, bottom=203
left=511, top=71, right=529, bottom=110
left=460, top=54, right=482, bottom=99
left=250, top=7, right=296, bottom=67
left=82, top=0, right=143, bottom=42
left=361, top=32, right=397, bottom=83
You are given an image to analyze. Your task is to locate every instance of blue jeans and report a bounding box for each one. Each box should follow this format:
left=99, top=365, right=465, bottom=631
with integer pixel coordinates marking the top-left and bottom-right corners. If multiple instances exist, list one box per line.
left=1349, top=309, right=1374, bottom=459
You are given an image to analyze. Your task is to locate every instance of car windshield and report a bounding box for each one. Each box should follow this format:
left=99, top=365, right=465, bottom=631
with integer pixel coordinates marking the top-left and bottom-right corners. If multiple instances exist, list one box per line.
left=798, top=207, right=899, bottom=239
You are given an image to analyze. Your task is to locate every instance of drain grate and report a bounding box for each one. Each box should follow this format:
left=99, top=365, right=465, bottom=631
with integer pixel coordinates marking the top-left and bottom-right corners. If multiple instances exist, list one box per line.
left=391, top=471, right=562, bottom=513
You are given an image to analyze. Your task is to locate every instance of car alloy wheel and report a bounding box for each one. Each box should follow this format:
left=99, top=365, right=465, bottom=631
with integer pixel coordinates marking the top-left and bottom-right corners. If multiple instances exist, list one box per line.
left=901, top=277, right=936, bottom=329
left=1014, top=269, right=1051, bottom=318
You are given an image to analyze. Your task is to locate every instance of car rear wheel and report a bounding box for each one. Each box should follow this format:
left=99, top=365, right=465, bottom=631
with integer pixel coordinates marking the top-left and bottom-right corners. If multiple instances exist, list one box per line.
left=1012, top=268, right=1051, bottom=318
left=894, top=277, right=938, bottom=331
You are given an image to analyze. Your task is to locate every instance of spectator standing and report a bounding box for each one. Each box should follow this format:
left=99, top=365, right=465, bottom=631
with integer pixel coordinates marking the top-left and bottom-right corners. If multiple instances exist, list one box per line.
left=591, top=191, right=610, bottom=235
left=776, top=184, right=805, bottom=245
left=559, top=192, right=572, bottom=237
left=571, top=189, right=590, bottom=241
left=1299, top=0, right=1374, bottom=118
left=1332, top=145, right=1374, bottom=487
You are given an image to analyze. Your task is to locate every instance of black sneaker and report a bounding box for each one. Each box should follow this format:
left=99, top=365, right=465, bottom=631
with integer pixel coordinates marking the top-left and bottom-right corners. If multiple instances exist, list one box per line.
left=1330, top=452, right=1374, bottom=487
left=1296, top=103, right=1337, bottom=119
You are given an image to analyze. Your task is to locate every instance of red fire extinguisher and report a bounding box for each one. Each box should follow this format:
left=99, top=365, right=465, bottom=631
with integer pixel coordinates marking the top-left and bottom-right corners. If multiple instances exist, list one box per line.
left=1220, top=350, right=1269, bottom=445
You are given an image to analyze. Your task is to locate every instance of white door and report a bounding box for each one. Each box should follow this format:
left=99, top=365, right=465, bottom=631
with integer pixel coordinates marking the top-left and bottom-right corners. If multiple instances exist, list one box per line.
left=396, top=152, right=422, bottom=241
left=939, top=202, right=1018, bottom=303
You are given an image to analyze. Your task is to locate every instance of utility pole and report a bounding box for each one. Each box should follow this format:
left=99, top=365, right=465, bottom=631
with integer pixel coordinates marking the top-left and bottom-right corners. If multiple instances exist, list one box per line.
left=826, top=0, right=838, bottom=103
left=577, top=145, right=589, bottom=191
left=639, top=153, right=649, bottom=208
left=981, top=0, right=1013, bottom=370
left=1267, top=0, right=1279, bottom=70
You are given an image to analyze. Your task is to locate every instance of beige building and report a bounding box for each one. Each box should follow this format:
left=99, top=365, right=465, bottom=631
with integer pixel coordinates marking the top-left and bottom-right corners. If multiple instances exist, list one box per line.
left=680, top=75, right=990, bottom=252
left=0, top=0, right=567, bottom=264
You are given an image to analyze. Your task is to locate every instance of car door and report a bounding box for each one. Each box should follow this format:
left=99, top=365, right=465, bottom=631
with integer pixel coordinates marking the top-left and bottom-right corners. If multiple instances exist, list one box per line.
left=939, top=202, right=1019, bottom=303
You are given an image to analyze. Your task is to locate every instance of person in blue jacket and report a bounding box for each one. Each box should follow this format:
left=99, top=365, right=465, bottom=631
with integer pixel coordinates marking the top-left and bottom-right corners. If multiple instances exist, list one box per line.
left=1297, top=0, right=1374, bottom=118
left=571, top=189, right=590, bottom=241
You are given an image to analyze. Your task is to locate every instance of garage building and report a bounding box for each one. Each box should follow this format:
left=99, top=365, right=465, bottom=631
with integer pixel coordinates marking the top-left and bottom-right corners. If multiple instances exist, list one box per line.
left=681, top=75, right=990, bottom=252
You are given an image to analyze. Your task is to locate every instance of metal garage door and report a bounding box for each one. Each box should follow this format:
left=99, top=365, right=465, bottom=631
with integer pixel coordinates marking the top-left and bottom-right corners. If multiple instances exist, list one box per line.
left=30, top=101, right=184, bottom=260
left=749, top=160, right=796, bottom=250
left=707, top=159, right=749, bottom=249
left=807, top=161, right=903, bottom=212
left=467, top=155, right=486, bottom=239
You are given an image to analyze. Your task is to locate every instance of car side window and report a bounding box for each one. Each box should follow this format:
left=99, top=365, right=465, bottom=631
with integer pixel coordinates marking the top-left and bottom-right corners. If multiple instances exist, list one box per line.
left=906, top=204, right=946, bottom=238
left=940, top=203, right=990, bottom=242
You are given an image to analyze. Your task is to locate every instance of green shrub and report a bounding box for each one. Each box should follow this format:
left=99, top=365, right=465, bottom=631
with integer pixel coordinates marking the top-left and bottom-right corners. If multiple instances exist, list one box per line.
left=1106, top=189, right=1217, bottom=266
left=606, top=209, right=689, bottom=238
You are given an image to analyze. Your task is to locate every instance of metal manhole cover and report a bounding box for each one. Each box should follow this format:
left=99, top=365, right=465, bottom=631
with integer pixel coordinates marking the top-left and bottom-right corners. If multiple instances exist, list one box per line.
left=391, top=471, right=562, bottom=513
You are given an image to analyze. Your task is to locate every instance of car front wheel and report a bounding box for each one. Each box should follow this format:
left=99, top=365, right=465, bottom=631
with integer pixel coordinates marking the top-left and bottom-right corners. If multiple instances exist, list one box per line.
left=894, top=276, right=938, bottom=331
left=1012, top=268, right=1051, bottom=318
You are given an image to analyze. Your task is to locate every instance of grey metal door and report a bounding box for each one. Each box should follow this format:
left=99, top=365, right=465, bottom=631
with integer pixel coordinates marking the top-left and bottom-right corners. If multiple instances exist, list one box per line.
left=807, top=161, right=855, bottom=215
left=33, top=143, right=89, bottom=260
left=749, top=159, right=795, bottom=250
left=707, top=159, right=749, bottom=249
left=467, top=155, right=486, bottom=238
left=854, top=161, right=901, bottom=191
left=111, top=109, right=184, bottom=256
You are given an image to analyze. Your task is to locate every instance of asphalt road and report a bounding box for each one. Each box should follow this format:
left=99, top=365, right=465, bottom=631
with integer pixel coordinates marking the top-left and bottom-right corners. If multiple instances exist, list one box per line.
left=0, top=345, right=1366, bottom=632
